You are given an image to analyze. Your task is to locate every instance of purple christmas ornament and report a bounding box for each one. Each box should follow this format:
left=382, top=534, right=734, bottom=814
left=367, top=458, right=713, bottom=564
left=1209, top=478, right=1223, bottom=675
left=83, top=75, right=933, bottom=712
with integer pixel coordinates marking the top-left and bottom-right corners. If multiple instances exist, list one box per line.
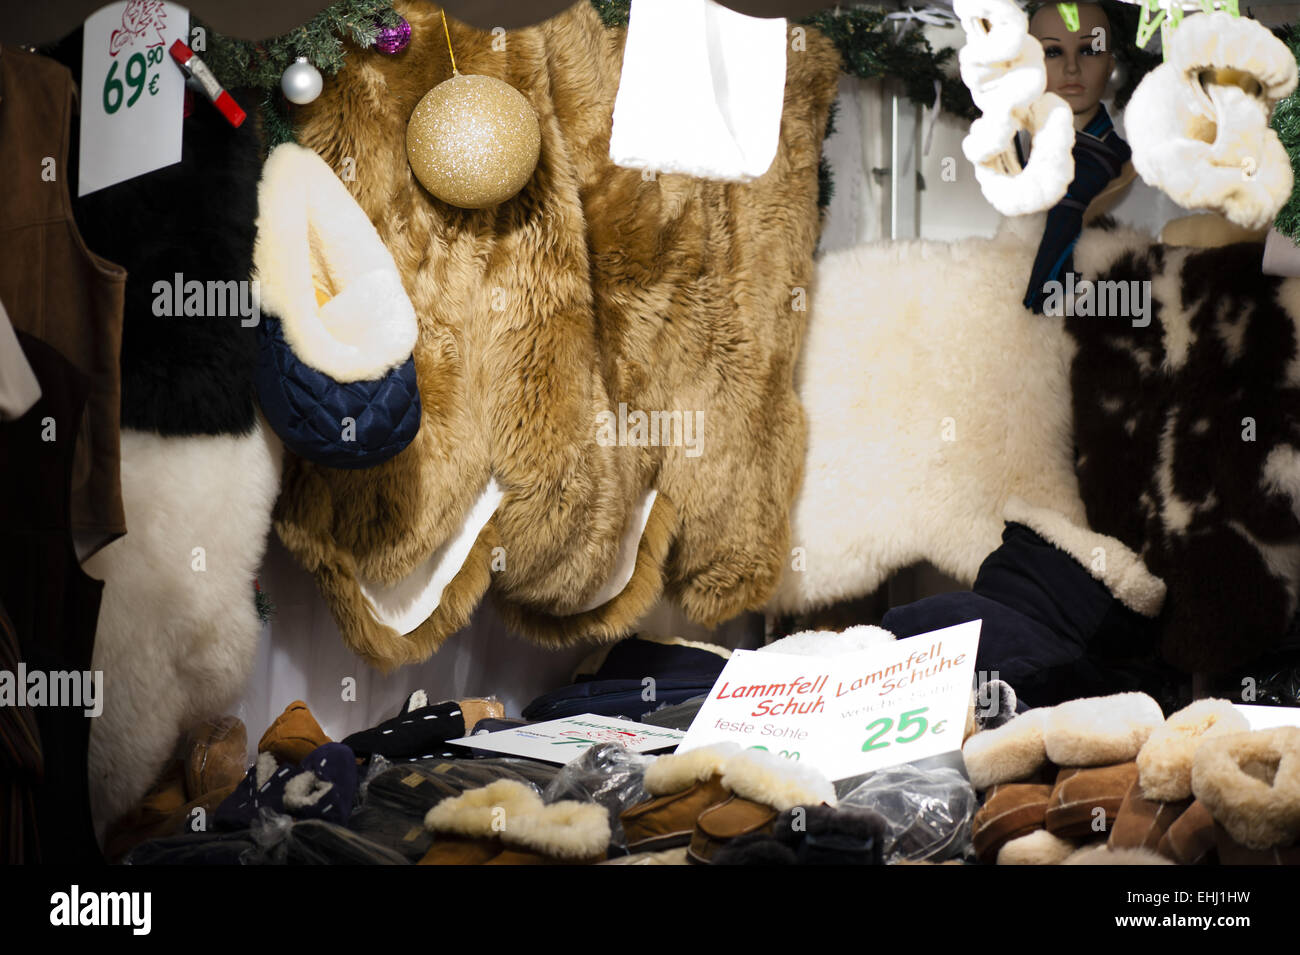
left=374, top=16, right=411, bottom=55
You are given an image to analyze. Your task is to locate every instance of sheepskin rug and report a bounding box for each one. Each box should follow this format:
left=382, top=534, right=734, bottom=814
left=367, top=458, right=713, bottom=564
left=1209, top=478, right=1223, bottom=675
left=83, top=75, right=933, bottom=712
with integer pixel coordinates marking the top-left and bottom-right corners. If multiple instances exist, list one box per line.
left=768, top=214, right=1089, bottom=613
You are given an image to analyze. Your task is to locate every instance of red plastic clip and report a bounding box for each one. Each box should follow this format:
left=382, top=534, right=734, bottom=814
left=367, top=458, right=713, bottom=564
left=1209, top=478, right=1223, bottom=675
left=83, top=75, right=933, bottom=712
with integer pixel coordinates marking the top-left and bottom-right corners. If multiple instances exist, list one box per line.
left=169, top=39, right=245, bottom=128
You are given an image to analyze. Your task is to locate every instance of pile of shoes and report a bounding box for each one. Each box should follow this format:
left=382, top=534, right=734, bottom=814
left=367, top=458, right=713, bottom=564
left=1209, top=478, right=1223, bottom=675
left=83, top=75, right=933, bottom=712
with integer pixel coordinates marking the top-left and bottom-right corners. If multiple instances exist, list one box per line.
left=966, top=692, right=1300, bottom=864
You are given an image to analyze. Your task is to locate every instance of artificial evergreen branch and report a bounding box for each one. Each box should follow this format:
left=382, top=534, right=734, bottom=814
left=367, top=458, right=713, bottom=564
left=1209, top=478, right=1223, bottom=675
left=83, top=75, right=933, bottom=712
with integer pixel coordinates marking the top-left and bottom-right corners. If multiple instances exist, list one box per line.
left=1270, top=25, right=1300, bottom=241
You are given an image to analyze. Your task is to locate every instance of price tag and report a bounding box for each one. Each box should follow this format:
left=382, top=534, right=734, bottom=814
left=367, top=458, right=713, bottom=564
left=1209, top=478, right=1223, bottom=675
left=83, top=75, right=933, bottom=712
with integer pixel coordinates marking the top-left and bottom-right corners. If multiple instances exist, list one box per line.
left=78, top=0, right=188, bottom=196
left=677, top=620, right=981, bottom=780
left=447, top=713, right=685, bottom=763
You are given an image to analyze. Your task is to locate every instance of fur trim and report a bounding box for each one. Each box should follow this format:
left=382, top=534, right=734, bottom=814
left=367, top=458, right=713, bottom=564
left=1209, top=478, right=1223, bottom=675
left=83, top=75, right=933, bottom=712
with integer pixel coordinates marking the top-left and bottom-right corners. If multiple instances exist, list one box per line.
left=1138, top=699, right=1250, bottom=802
left=423, top=779, right=609, bottom=858
left=769, top=220, right=1088, bottom=613
left=1044, top=693, right=1165, bottom=767
left=1063, top=844, right=1174, bottom=865
left=962, top=708, right=1049, bottom=791
left=644, top=743, right=741, bottom=796
left=424, top=779, right=542, bottom=838
left=254, top=751, right=279, bottom=790
left=997, top=829, right=1076, bottom=865
left=720, top=748, right=836, bottom=811
left=86, top=420, right=281, bottom=840
left=507, top=800, right=611, bottom=859
left=1191, top=727, right=1300, bottom=850
left=282, top=771, right=332, bottom=810
left=356, top=478, right=503, bottom=636
left=254, top=143, right=417, bottom=382
left=1003, top=496, right=1166, bottom=617
left=761, top=625, right=896, bottom=657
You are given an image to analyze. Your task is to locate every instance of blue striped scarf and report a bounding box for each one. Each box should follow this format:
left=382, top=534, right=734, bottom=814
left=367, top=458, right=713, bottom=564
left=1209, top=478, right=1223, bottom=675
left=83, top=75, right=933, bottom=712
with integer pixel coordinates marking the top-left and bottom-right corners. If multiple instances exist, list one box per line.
left=1022, top=104, right=1131, bottom=313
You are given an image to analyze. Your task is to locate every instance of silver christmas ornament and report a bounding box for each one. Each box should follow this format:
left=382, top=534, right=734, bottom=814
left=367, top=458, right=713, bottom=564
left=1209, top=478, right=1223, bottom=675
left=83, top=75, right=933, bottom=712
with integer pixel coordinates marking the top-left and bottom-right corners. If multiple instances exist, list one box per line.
left=281, top=57, right=323, bottom=105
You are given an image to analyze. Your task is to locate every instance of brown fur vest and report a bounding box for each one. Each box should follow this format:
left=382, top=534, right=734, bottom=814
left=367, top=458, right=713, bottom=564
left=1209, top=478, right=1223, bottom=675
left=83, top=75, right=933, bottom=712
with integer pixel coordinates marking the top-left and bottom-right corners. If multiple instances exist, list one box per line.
left=274, top=1, right=839, bottom=668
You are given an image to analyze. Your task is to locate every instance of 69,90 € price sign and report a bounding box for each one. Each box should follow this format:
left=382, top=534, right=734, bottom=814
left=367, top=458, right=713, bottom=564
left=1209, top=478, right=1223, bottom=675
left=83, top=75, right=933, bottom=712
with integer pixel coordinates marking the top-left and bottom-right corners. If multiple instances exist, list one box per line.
left=103, top=45, right=165, bottom=114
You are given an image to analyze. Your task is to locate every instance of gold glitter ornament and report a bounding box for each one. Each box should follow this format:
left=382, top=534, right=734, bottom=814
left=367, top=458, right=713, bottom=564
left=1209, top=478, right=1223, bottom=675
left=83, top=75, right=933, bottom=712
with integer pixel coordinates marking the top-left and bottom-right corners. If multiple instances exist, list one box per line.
left=405, top=71, right=541, bottom=209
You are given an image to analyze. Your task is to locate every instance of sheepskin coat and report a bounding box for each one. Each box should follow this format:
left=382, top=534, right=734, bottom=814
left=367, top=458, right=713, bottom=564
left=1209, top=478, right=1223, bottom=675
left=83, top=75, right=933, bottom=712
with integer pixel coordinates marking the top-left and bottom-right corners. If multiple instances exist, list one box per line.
left=1069, top=223, right=1300, bottom=673
left=279, top=0, right=839, bottom=667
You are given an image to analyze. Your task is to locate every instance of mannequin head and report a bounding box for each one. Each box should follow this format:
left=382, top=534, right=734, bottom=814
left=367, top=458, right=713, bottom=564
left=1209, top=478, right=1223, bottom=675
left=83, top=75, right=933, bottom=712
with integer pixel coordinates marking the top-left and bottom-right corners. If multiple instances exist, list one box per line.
left=1029, top=3, right=1114, bottom=130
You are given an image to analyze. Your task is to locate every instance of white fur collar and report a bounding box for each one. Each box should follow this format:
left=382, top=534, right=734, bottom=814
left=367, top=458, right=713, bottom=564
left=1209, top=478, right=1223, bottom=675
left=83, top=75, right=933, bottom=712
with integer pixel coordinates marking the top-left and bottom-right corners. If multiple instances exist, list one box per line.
left=253, top=143, right=418, bottom=382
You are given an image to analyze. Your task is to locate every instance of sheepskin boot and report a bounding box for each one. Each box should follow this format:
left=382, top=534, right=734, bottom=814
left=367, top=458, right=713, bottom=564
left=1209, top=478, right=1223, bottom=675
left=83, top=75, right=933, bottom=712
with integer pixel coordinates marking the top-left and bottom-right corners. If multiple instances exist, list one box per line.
left=1044, top=762, right=1140, bottom=839
left=686, top=749, right=836, bottom=864
left=421, top=780, right=610, bottom=865
left=1191, top=727, right=1300, bottom=863
left=259, top=701, right=331, bottom=765
left=1107, top=699, right=1248, bottom=853
left=620, top=744, right=737, bottom=853
left=883, top=514, right=1167, bottom=708
left=972, top=783, right=1055, bottom=864
left=1157, top=800, right=1218, bottom=864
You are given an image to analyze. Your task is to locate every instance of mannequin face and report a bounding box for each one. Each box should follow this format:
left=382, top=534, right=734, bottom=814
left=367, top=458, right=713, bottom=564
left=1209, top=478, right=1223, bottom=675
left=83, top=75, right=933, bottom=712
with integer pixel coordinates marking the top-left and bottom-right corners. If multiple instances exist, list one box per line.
left=1030, top=4, right=1114, bottom=129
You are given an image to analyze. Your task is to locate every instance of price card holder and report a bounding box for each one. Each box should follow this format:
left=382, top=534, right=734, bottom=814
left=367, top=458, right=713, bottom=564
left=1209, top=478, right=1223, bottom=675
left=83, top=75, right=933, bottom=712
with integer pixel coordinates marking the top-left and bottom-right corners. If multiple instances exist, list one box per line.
left=78, top=1, right=189, bottom=196
left=678, top=620, right=981, bottom=781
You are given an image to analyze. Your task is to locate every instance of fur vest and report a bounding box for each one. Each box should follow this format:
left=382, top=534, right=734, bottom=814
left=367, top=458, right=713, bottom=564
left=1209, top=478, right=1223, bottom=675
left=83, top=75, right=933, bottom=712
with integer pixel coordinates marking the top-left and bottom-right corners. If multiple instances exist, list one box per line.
left=277, top=1, right=839, bottom=668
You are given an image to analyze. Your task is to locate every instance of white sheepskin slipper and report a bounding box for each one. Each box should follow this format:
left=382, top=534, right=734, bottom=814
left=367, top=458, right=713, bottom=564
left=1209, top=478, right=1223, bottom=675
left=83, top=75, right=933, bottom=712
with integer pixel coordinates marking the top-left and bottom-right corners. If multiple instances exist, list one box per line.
left=1126, top=12, right=1297, bottom=232
left=962, top=708, right=1049, bottom=791
left=1191, top=727, right=1300, bottom=850
left=1137, top=699, right=1250, bottom=802
left=643, top=743, right=741, bottom=796
left=997, top=828, right=1076, bottom=865
left=1063, top=844, right=1174, bottom=865
left=1043, top=692, right=1164, bottom=767
left=760, top=625, right=896, bottom=657
left=720, top=748, right=836, bottom=811
left=424, top=779, right=610, bottom=860
left=954, top=0, right=1074, bottom=215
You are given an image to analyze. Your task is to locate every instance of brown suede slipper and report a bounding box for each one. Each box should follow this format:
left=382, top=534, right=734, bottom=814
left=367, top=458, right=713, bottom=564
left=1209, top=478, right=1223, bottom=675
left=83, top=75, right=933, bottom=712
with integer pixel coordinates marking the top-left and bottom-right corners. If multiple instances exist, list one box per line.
left=1109, top=778, right=1192, bottom=852
left=623, top=774, right=732, bottom=853
left=1156, top=800, right=1217, bottom=864
left=1045, top=762, right=1139, bottom=839
left=688, top=796, right=779, bottom=864
left=258, top=701, right=331, bottom=765
left=457, top=698, right=505, bottom=734
left=972, top=783, right=1054, bottom=864
left=418, top=836, right=504, bottom=866
left=184, top=715, right=248, bottom=800
left=1214, top=823, right=1300, bottom=865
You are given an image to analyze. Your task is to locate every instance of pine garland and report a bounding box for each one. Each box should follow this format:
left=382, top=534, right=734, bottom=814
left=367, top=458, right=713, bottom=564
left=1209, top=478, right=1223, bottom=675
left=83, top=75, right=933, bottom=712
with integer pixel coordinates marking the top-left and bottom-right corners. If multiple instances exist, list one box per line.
left=1272, top=25, right=1300, bottom=241
left=198, top=0, right=402, bottom=147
